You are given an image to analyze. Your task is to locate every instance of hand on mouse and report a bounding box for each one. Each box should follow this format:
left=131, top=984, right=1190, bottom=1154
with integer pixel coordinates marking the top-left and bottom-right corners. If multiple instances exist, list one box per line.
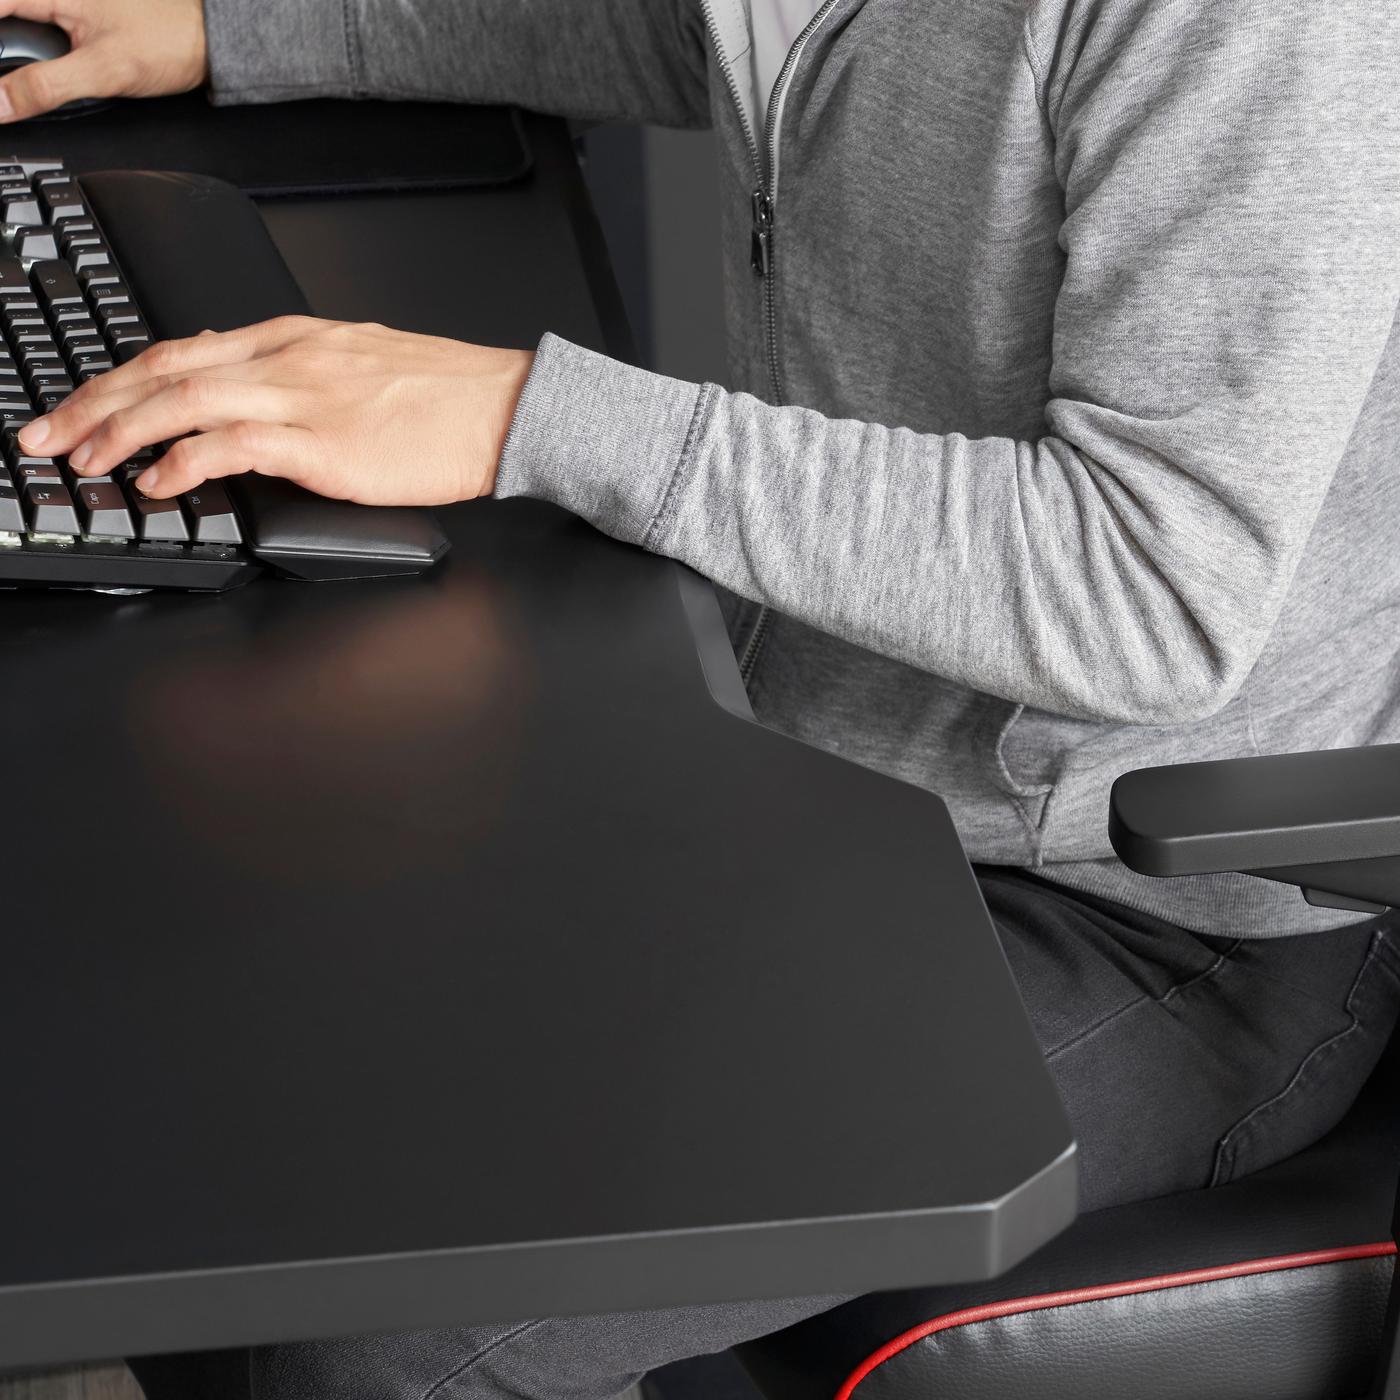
left=18, top=317, right=537, bottom=506
left=0, top=0, right=207, bottom=123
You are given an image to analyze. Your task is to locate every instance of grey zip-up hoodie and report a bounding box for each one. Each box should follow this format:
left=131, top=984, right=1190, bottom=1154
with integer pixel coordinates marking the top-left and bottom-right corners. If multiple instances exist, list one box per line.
left=203, top=0, right=1400, bottom=937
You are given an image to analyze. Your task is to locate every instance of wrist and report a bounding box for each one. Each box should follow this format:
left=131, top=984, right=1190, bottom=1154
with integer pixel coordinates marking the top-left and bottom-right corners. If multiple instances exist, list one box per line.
left=492, top=333, right=707, bottom=547
left=188, top=0, right=212, bottom=88
left=478, top=348, right=536, bottom=499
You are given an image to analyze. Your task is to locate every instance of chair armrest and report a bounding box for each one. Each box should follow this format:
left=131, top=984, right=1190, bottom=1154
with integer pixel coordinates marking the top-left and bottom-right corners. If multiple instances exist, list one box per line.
left=1109, top=745, right=1400, bottom=912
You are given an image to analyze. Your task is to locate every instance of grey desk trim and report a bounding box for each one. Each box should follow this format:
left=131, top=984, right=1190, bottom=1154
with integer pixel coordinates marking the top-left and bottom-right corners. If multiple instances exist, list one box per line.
left=0, top=1150, right=1075, bottom=1371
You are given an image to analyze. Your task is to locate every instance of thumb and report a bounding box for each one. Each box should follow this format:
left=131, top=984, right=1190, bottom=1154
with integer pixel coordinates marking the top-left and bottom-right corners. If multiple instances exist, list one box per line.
left=0, top=48, right=107, bottom=123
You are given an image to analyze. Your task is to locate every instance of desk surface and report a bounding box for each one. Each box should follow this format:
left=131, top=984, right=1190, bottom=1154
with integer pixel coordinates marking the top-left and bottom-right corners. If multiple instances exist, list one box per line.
left=0, top=105, right=1075, bottom=1371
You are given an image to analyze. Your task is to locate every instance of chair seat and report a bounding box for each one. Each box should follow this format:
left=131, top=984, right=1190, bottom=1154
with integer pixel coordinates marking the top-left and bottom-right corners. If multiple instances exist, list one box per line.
left=737, top=1039, right=1399, bottom=1400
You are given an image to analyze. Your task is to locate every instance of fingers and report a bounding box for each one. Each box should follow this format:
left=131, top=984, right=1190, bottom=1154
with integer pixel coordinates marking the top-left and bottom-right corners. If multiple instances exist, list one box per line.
left=24, top=367, right=262, bottom=456
left=61, top=317, right=326, bottom=408
left=0, top=49, right=105, bottom=123
left=135, top=422, right=320, bottom=498
left=51, top=377, right=296, bottom=477
left=23, top=376, right=178, bottom=455
left=0, top=0, right=63, bottom=21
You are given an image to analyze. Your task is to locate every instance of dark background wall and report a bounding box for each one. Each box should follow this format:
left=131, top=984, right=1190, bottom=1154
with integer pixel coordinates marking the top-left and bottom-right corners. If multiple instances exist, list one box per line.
left=580, top=125, right=727, bottom=385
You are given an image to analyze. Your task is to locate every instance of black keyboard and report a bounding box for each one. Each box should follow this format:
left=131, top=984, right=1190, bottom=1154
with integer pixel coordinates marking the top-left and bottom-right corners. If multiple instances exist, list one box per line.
left=0, top=157, right=449, bottom=593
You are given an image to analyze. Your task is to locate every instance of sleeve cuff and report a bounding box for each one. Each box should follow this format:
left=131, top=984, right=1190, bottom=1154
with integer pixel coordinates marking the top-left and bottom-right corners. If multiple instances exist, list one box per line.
left=494, top=333, right=710, bottom=548
left=203, top=0, right=359, bottom=104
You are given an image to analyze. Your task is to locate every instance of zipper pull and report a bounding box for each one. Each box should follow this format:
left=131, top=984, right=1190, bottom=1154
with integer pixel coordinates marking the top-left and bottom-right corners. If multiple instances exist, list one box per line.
left=750, top=189, right=773, bottom=277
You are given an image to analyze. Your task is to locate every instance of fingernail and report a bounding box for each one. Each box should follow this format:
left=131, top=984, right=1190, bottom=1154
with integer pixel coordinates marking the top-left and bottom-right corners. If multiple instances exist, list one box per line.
left=135, top=469, right=159, bottom=495
left=68, top=441, right=92, bottom=470
left=20, top=417, right=49, bottom=449
left=0, top=89, right=13, bottom=124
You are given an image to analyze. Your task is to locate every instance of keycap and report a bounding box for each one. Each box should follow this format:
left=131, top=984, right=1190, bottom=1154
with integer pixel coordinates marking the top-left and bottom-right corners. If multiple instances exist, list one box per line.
left=16, top=229, right=59, bottom=263
left=120, top=451, right=156, bottom=479
left=63, top=335, right=106, bottom=359
left=117, top=463, right=149, bottom=488
left=58, top=228, right=98, bottom=253
left=70, top=351, right=113, bottom=375
left=79, top=264, right=119, bottom=289
left=23, top=354, right=64, bottom=384
left=2, top=426, right=50, bottom=464
left=0, top=257, right=31, bottom=299
left=70, top=246, right=111, bottom=273
left=77, top=481, right=135, bottom=539
left=32, top=260, right=83, bottom=311
left=23, top=480, right=79, bottom=535
left=0, top=406, right=34, bottom=431
left=12, top=458, right=62, bottom=484
left=1, top=195, right=41, bottom=226
left=4, top=305, right=47, bottom=331
left=37, top=181, right=84, bottom=223
left=0, top=478, right=23, bottom=534
left=185, top=482, right=242, bottom=544
left=89, top=281, right=131, bottom=307
left=58, top=315, right=100, bottom=342
left=129, top=489, right=188, bottom=541
left=97, top=305, right=142, bottom=331
left=110, top=334, right=152, bottom=358
left=112, top=336, right=152, bottom=364
left=19, top=160, right=64, bottom=179
left=0, top=395, right=31, bottom=413
left=36, top=389, right=67, bottom=412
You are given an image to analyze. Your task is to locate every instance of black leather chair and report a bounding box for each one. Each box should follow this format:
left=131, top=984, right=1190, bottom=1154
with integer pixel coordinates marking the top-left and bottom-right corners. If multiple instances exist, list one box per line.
left=734, top=745, right=1400, bottom=1400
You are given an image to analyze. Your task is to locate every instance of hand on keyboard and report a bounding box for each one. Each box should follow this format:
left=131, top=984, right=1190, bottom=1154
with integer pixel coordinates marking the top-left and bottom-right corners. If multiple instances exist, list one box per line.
left=20, top=316, right=536, bottom=507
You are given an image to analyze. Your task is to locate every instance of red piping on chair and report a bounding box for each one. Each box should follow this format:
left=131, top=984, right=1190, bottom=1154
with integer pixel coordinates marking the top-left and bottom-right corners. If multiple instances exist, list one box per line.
left=833, top=1241, right=1397, bottom=1400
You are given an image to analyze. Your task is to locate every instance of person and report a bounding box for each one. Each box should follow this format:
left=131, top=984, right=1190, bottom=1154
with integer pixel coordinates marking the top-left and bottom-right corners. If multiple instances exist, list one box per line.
left=4, top=1, right=1398, bottom=1396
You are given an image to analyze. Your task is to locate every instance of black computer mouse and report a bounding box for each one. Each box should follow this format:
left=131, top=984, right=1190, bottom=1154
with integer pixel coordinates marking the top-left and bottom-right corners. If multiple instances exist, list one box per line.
left=0, top=18, right=108, bottom=118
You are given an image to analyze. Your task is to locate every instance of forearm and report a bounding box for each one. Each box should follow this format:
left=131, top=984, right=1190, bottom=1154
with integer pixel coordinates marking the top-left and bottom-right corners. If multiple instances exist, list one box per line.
left=494, top=0, right=1400, bottom=728
left=202, top=0, right=711, bottom=127
left=495, top=319, right=1394, bottom=728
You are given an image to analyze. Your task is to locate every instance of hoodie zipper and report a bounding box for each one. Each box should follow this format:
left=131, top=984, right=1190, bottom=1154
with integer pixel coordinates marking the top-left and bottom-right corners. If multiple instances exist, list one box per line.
left=752, top=0, right=841, bottom=399
left=701, top=0, right=842, bottom=683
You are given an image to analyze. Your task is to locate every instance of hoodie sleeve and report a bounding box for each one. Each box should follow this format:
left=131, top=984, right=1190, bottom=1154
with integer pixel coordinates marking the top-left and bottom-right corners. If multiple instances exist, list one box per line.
left=201, top=0, right=711, bottom=129
left=496, top=0, right=1400, bottom=725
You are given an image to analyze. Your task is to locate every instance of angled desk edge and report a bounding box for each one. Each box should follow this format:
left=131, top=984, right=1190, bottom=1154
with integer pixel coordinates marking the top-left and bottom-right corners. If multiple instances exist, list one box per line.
left=0, top=102, right=1076, bottom=1373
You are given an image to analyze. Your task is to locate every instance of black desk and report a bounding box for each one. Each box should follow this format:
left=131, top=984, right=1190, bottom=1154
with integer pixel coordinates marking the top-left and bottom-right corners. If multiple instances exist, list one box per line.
left=0, top=102, right=1075, bottom=1371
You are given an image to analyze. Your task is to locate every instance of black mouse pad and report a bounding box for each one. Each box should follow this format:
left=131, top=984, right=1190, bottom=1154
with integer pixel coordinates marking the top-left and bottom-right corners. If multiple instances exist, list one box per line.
left=0, top=89, right=532, bottom=194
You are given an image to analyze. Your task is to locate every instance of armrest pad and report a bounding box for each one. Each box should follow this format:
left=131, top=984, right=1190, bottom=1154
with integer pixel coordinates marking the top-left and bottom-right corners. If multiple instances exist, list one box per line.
left=1109, top=745, right=1400, bottom=877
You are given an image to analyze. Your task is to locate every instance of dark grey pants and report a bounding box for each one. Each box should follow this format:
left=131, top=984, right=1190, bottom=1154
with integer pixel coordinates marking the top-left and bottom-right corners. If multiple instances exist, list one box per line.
left=136, top=870, right=1400, bottom=1400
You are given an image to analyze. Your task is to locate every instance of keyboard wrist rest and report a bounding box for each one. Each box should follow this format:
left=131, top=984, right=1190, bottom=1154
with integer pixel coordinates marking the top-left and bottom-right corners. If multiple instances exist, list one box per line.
left=79, top=169, right=450, bottom=581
